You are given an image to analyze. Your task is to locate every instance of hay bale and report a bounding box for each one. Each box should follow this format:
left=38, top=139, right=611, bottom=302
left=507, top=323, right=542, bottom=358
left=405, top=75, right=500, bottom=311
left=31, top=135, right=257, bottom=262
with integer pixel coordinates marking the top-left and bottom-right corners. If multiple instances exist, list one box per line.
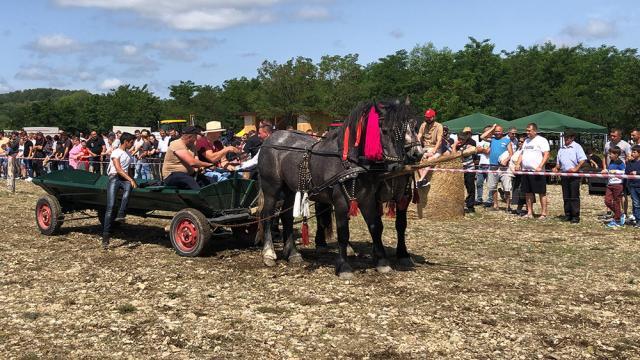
left=415, top=157, right=465, bottom=220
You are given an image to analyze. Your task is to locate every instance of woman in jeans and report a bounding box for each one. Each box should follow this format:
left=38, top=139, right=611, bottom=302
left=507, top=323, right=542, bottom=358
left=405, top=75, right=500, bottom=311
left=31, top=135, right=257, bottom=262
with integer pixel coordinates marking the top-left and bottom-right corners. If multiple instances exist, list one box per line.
left=102, top=132, right=137, bottom=249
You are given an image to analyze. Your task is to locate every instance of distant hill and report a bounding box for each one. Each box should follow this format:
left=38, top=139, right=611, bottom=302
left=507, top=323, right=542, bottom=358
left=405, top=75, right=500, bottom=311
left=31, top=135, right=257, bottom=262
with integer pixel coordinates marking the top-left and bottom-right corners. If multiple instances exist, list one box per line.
left=0, top=88, right=91, bottom=104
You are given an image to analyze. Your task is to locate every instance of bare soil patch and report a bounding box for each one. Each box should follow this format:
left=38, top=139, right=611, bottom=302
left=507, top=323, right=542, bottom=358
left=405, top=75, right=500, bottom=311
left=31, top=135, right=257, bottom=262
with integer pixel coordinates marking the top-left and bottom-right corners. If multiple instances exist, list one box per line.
left=1, top=182, right=639, bottom=359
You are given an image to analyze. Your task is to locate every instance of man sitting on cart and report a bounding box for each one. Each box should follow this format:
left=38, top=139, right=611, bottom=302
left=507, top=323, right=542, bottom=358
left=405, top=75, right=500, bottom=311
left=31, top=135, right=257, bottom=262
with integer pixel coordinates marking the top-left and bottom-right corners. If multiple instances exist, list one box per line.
left=162, top=126, right=215, bottom=190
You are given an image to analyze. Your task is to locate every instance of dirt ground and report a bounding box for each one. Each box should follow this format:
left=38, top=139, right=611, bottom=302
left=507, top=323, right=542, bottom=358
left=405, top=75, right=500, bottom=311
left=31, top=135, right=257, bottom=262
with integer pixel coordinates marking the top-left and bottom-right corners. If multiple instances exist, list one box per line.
left=1, top=181, right=639, bottom=359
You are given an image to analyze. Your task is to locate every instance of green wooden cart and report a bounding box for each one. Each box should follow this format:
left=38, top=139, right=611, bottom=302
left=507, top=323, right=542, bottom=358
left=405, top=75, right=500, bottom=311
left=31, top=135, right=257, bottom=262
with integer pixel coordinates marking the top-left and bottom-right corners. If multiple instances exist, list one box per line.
left=33, top=170, right=260, bottom=256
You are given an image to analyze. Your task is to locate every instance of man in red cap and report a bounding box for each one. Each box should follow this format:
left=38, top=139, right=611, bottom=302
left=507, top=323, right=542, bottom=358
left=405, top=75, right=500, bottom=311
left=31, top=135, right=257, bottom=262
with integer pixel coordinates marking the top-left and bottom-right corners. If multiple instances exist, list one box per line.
left=416, top=108, right=443, bottom=187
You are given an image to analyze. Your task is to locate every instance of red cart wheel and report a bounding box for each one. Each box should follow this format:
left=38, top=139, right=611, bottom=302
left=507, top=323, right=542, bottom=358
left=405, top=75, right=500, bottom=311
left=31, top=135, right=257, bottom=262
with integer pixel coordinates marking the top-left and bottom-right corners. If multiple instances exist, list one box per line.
left=169, top=208, right=211, bottom=257
left=35, top=195, right=64, bottom=235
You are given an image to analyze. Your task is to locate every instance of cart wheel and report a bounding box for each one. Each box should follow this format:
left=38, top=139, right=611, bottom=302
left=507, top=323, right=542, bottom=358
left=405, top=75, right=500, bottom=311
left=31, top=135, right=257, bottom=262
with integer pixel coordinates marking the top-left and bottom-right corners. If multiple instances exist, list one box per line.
left=232, top=223, right=258, bottom=246
left=170, top=208, right=211, bottom=257
left=35, top=195, right=64, bottom=235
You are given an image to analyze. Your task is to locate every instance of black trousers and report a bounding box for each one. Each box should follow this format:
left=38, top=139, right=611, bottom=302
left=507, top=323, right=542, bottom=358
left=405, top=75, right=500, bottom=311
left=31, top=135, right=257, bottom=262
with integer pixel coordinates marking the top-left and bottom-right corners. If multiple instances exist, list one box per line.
left=561, top=177, right=581, bottom=219
left=464, top=172, right=476, bottom=209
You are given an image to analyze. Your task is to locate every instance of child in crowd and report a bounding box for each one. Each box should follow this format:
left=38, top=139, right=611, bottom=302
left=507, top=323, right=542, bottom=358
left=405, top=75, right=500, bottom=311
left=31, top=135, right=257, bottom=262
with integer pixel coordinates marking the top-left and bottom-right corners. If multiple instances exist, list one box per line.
left=625, top=145, right=640, bottom=228
left=604, top=146, right=626, bottom=227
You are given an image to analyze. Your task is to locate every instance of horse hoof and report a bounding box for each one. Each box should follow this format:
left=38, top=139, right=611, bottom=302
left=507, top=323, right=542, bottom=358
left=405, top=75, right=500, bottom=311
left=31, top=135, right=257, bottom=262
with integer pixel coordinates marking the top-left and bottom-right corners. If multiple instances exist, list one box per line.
left=338, top=271, right=354, bottom=280
left=263, top=258, right=277, bottom=267
left=397, top=257, right=415, bottom=268
left=376, top=265, right=393, bottom=274
left=288, top=254, right=304, bottom=265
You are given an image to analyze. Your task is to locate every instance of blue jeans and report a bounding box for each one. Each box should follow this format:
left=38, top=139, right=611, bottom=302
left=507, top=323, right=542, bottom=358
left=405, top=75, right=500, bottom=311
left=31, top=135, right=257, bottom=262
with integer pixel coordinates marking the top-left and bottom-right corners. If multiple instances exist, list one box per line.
left=139, top=162, right=152, bottom=180
left=164, top=172, right=200, bottom=190
left=0, top=157, right=7, bottom=178
left=24, top=159, right=33, bottom=178
left=204, top=169, right=230, bottom=183
left=103, top=176, right=132, bottom=236
left=629, top=186, right=640, bottom=221
left=475, top=165, right=490, bottom=202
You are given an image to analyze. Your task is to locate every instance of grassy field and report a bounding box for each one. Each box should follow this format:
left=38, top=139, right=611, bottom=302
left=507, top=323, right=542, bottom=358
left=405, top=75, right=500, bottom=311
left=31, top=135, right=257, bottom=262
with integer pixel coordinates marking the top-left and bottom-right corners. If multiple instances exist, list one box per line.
left=0, top=181, right=639, bottom=359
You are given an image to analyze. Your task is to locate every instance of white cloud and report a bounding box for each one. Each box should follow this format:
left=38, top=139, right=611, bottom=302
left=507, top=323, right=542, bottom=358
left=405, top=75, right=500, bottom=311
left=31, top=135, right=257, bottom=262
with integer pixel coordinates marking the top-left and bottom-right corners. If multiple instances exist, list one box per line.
left=295, top=6, right=330, bottom=20
left=99, top=78, right=124, bottom=89
left=122, top=44, right=138, bottom=56
left=29, top=34, right=79, bottom=53
left=561, top=19, right=618, bottom=41
left=0, top=77, right=14, bottom=93
left=54, top=0, right=284, bottom=30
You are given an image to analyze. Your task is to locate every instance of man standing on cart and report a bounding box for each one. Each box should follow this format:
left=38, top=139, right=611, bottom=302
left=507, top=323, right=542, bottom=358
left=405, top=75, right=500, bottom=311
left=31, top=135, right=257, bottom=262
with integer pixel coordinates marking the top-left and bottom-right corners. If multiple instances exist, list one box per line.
left=102, top=132, right=137, bottom=250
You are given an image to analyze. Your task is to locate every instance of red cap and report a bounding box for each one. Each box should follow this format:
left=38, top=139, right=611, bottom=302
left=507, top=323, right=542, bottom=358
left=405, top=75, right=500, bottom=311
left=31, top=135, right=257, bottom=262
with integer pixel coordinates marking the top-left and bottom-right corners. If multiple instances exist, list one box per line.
left=424, top=108, right=436, bottom=119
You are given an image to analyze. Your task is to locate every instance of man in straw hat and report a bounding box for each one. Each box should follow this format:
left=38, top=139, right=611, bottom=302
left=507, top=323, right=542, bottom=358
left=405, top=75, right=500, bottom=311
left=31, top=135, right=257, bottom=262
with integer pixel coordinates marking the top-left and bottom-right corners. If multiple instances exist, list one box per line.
left=196, top=121, right=241, bottom=182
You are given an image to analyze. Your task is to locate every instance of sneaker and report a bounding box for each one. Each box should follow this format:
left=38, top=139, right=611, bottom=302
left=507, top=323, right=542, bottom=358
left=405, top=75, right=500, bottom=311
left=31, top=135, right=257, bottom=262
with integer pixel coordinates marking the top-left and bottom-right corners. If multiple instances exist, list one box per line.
left=114, top=216, right=126, bottom=223
left=483, top=202, right=493, bottom=208
left=474, top=200, right=484, bottom=206
left=606, top=220, right=621, bottom=228
left=26, top=177, right=33, bottom=182
left=620, top=214, right=626, bottom=226
left=570, top=218, right=580, bottom=224
left=102, top=234, right=110, bottom=250
left=634, top=223, right=640, bottom=228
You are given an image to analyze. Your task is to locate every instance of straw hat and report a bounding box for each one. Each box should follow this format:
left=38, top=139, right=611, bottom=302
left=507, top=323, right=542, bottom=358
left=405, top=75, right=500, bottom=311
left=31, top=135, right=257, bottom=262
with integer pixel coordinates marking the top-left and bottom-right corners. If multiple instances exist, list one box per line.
left=204, top=121, right=225, bottom=133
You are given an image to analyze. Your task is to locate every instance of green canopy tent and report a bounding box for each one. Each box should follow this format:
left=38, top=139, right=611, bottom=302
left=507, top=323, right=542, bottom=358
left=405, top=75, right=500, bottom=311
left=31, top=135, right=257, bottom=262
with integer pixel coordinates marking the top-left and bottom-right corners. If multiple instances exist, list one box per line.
left=442, top=113, right=510, bottom=134
left=509, top=111, right=607, bottom=134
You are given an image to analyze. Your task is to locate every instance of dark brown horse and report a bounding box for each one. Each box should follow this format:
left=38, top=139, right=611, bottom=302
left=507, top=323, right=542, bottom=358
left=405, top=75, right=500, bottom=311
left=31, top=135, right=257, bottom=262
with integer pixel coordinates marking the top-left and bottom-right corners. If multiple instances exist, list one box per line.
left=256, top=100, right=420, bottom=278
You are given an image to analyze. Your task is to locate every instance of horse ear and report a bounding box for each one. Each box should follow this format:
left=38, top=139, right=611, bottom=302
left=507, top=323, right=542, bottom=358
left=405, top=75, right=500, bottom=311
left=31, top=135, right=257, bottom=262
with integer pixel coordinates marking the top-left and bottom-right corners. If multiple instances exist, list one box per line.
left=404, top=96, right=411, bottom=105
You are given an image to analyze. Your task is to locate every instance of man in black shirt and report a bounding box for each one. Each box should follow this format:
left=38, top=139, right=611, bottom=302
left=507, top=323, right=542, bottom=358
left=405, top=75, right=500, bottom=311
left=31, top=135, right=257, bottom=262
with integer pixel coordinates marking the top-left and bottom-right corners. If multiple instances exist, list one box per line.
left=86, top=130, right=106, bottom=174
left=23, top=134, right=34, bottom=178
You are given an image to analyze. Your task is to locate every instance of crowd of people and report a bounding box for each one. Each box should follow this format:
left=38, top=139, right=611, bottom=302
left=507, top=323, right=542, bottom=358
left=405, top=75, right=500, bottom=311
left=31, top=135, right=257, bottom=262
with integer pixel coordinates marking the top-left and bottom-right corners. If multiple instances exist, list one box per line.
left=3, top=111, right=640, bottom=248
left=420, top=110, right=640, bottom=228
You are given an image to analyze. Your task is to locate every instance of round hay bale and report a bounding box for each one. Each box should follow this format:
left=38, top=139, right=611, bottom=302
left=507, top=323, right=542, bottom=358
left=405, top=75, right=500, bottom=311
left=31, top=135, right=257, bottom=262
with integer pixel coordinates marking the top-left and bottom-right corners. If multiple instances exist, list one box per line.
left=415, top=157, right=465, bottom=220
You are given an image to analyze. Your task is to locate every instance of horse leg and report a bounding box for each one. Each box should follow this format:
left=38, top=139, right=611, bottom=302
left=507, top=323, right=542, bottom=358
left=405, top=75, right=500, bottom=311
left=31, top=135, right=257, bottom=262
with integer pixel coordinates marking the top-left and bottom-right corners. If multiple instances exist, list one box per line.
left=314, top=202, right=332, bottom=249
left=261, top=194, right=279, bottom=267
left=361, top=201, right=391, bottom=274
left=395, top=208, right=414, bottom=267
left=334, top=201, right=354, bottom=279
left=281, top=192, right=303, bottom=264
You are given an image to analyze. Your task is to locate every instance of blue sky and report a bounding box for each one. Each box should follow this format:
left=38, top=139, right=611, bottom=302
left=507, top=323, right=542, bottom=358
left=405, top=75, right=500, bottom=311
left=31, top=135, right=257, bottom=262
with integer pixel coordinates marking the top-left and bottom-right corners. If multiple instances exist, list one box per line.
left=1, top=0, right=638, bottom=97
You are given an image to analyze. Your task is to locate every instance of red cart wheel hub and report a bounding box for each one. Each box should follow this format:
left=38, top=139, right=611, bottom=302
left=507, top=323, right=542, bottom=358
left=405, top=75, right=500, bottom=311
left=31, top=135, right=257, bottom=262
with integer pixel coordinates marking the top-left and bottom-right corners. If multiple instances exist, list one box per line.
left=37, top=203, right=52, bottom=229
left=175, top=219, right=199, bottom=251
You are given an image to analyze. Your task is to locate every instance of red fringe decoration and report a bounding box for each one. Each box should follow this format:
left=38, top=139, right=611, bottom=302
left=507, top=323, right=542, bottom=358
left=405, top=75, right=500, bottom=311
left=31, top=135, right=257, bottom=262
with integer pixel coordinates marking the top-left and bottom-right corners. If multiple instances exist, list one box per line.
left=342, top=127, right=350, bottom=161
left=354, top=115, right=364, bottom=147
left=397, top=196, right=410, bottom=211
left=364, top=106, right=383, bottom=161
left=412, top=187, right=420, bottom=204
left=301, top=222, right=309, bottom=246
left=385, top=201, right=396, bottom=218
left=348, top=199, right=359, bottom=218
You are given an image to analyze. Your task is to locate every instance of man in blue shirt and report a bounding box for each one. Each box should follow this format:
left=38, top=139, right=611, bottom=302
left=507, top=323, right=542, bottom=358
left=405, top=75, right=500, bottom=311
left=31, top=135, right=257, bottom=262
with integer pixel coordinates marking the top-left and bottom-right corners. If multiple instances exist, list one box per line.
left=552, top=130, right=587, bottom=223
left=481, top=124, right=513, bottom=211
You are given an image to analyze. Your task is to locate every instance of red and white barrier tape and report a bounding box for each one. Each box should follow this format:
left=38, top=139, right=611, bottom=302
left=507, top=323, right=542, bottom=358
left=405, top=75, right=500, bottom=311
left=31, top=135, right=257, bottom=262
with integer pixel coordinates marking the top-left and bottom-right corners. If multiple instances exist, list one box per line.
left=420, top=167, right=639, bottom=179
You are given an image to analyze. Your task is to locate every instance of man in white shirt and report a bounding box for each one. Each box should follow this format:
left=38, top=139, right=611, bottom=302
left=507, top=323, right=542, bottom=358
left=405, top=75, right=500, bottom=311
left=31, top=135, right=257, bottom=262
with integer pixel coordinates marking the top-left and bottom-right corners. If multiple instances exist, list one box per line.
left=516, top=123, right=550, bottom=219
left=157, top=129, right=171, bottom=160
left=475, top=125, right=492, bottom=206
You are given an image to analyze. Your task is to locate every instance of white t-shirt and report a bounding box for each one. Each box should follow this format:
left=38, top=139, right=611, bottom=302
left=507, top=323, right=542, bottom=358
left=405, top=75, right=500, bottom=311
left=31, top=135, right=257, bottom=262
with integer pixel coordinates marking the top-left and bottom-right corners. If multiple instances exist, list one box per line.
left=108, top=148, right=132, bottom=176
left=157, top=136, right=170, bottom=153
left=477, top=140, right=490, bottom=165
left=521, top=135, right=550, bottom=170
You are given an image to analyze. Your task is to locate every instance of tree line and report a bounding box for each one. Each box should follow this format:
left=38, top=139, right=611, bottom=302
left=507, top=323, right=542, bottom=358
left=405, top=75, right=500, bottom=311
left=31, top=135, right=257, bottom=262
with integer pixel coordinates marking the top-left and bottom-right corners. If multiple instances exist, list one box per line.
left=1, top=37, right=639, bottom=133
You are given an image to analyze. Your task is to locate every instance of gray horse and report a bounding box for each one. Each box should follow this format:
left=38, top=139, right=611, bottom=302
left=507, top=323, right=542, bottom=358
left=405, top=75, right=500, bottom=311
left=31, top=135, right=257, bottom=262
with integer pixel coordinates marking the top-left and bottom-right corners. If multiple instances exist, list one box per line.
left=256, top=100, right=421, bottom=278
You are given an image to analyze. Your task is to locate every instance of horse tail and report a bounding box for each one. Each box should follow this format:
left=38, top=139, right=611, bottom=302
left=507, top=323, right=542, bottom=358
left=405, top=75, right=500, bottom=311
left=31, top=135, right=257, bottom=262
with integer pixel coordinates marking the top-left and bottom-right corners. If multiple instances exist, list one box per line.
left=254, top=188, right=265, bottom=245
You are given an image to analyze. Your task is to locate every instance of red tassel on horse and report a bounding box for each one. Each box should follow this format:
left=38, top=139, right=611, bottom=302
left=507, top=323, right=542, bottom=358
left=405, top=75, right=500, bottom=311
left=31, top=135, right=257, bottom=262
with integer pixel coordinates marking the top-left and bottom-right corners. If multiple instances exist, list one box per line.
left=363, top=106, right=383, bottom=161
left=354, top=115, right=364, bottom=147
left=342, top=127, right=350, bottom=161
left=386, top=201, right=396, bottom=218
left=301, top=222, right=309, bottom=246
left=348, top=199, right=359, bottom=217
